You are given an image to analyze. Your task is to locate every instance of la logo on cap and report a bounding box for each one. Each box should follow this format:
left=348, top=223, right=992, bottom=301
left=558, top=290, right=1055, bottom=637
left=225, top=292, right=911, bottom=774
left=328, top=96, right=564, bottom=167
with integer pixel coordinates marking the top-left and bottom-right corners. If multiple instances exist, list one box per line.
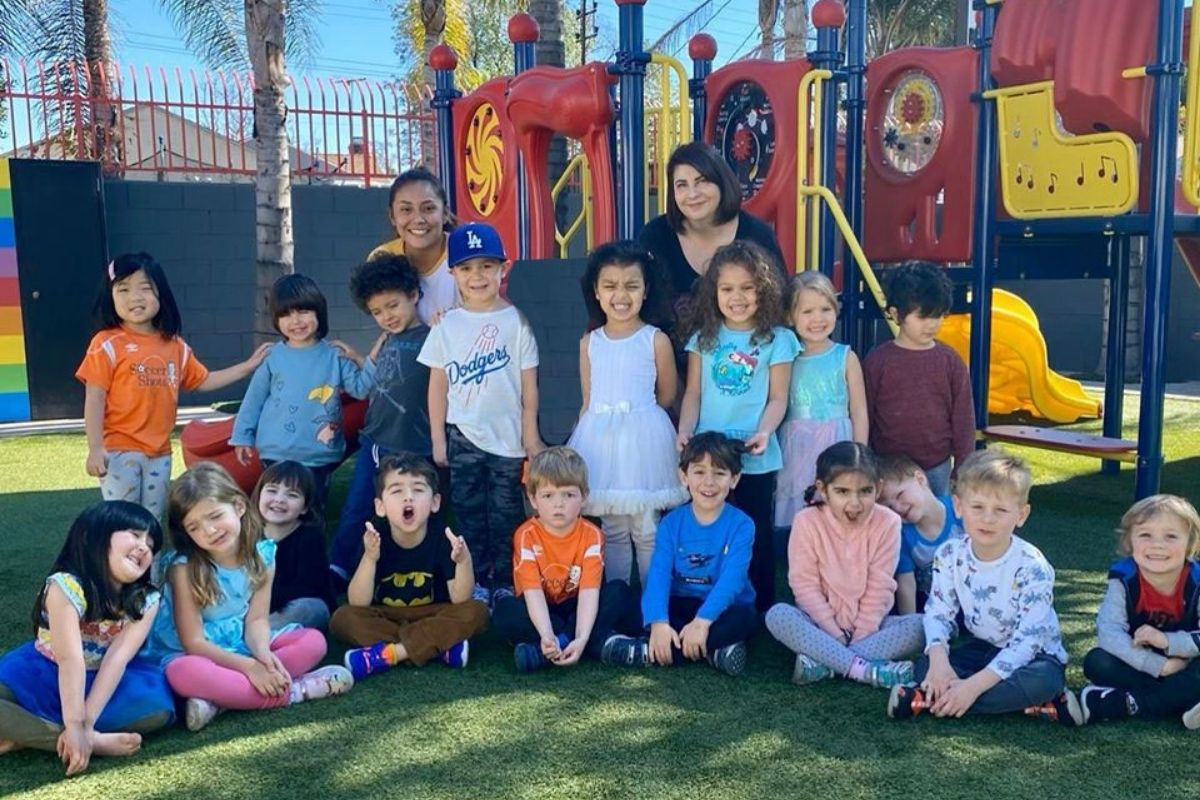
left=467, top=230, right=484, bottom=250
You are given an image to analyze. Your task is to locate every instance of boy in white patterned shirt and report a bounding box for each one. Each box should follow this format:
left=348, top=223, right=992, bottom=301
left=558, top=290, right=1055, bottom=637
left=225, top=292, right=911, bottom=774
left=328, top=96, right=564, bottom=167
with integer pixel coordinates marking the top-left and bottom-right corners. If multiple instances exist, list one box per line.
left=886, top=448, right=1082, bottom=725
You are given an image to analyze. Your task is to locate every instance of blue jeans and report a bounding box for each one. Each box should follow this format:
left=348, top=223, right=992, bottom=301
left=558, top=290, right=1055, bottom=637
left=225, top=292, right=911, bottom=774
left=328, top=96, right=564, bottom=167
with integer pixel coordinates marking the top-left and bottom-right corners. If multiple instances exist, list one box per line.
left=913, top=636, right=1065, bottom=714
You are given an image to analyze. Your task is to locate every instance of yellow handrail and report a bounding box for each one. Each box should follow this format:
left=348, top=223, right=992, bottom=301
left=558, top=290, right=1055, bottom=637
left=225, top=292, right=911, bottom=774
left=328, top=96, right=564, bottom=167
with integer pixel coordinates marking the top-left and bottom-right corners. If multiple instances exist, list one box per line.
left=795, top=69, right=832, bottom=272
left=646, top=52, right=692, bottom=221
left=552, top=152, right=592, bottom=257
left=1183, top=3, right=1200, bottom=207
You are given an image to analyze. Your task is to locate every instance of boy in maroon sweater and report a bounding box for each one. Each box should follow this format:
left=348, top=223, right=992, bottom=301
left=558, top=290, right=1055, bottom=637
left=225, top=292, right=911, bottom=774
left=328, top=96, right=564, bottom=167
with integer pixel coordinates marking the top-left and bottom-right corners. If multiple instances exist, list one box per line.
left=863, top=262, right=974, bottom=496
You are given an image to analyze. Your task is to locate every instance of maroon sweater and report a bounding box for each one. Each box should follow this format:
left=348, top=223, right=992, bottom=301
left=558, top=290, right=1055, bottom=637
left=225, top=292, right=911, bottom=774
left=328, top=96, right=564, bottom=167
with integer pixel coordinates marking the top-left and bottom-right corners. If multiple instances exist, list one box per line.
left=862, top=341, right=975, bottom=471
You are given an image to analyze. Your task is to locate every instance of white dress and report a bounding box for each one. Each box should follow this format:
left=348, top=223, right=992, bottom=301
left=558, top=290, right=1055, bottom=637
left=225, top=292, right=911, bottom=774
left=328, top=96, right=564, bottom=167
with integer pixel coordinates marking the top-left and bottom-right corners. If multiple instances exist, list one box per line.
left=568, top=325, right=688, bottom=517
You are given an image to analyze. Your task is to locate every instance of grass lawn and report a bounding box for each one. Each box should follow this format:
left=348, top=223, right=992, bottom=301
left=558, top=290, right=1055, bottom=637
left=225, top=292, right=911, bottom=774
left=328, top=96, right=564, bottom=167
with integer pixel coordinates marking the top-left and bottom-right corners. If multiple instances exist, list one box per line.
left=1, top=398, right=1199, bottom=799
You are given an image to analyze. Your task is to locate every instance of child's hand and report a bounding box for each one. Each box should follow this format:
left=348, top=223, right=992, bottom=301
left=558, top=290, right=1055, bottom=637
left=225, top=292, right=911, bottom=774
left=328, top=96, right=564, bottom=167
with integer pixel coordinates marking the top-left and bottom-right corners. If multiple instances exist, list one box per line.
left=679, top=618, right=711, bottom=661
left=261, top=651, right=292, bottom=684
left=330, top=339, right=365, bottom=367
left=1133, top=624, right=1169, bottom=651
left=675, top=430, right=691, bottom=453
left=523, top=436, right=546, bottom=459
left=554, top=638, right=585, bottom=666
left=744, top=431, right=769, bottom=455
left=444, top=527, right=469, bottom=563
left=368, top=331, right=388, bottom=362
left=1161, top=656, right=1189, bottom=677
left=234, top=445, right=256, bottom=466
left=245, top=659, right=289, bottom=698
left=245, top=342, right=273, bottom=370
left=85, top=447, right=108, bottom=478
left=648, top=622, right=679, bottom=666
left=362, top=522, right=382, bottom=562
left=432, top=441, right=449, bottom=468
left=930, top=679, right=980, bottom=718
left=540, top=635, right=564, bottom=661
left=57, top=724, right=93, bottom=776
left=920, top=658, right=957, bottom=704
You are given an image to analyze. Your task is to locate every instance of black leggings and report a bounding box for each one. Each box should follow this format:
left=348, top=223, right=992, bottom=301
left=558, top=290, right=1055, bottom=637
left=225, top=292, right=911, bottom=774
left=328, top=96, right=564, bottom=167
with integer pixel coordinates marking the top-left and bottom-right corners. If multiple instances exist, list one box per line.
left=728, top=471, right=777, bottom=612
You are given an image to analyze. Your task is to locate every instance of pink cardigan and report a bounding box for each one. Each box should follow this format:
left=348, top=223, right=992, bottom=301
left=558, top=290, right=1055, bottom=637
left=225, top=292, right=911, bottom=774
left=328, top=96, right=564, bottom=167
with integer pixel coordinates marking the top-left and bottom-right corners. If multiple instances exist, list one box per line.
left=787, top=503, right=902, bottom=641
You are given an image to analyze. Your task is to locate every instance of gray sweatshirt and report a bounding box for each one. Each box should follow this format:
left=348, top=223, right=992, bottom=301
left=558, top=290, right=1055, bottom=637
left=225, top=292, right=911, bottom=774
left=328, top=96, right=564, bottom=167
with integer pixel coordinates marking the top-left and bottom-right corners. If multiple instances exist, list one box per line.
left=1095, top=577, right=1200, bottom=676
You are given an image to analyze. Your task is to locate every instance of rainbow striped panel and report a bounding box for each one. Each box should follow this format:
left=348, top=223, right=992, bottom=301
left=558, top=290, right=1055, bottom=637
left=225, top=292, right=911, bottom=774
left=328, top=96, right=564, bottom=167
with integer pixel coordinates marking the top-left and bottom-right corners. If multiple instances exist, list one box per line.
left=0, top=159, right=30, bottom=422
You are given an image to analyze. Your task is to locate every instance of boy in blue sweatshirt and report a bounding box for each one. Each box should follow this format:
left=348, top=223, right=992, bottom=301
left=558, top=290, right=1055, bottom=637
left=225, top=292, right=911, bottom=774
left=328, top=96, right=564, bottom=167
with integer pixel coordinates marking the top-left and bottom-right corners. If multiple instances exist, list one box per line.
left=601, top=432, right=758, bottom=676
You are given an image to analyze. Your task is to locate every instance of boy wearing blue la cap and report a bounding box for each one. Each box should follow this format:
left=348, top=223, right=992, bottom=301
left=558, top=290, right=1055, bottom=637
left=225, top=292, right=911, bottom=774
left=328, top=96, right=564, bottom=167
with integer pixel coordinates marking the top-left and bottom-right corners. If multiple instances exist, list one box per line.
left=418, top=222, right=546, bottom=607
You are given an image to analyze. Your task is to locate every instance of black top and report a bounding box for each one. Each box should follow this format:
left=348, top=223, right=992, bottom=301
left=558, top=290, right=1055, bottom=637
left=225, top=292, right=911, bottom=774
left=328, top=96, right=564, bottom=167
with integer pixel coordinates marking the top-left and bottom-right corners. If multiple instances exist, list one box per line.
left=270, top=521, right=335, bottom=613
left=361, top=324, right=432, bottom=455
left=372, top=529, right=456, bottom=607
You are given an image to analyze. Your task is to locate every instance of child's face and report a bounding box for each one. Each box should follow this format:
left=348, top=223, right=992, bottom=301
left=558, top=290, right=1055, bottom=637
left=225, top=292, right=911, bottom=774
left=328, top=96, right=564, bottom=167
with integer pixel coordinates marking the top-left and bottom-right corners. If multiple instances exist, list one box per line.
left=451, top=257, right=505, bottom=309
left=529, top=482, right=585, bottom=535
left=594, top=263, right=646, bottom=325
left=818, top=470, right=879, bottom=527
left=277, top=308, right=320, bottom=345
left=715, top=263, right=758, bottom=330
left=181, top=498, right=246, bottom=557
left=107, top=528, right=154, bottom=586
left=390, top=181, right=447, bottom=252
left=893, top=308, right=945, bottom=349
left=375, top=470, right=441, bottom=536
left=1129, top=512, right=1191, bottom=580
left=366, top=289, right=420, bottom=334
left=878, top=473, right=934, bottom=525
left=679, top=454, right=739, bottom=515
left=792, top=289, right=837, bottom=346
left=258, top=481, right=307, bottom=527
left=112, top=269, right=161, bottom=331
left=952, top=486, right=1029, bottom=555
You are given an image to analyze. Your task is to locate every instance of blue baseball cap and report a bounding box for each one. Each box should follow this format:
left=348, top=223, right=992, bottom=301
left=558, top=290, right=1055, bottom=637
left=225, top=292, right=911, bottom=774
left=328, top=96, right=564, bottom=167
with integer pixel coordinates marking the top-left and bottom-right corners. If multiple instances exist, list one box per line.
left=448, top=222, right=508, bottom=268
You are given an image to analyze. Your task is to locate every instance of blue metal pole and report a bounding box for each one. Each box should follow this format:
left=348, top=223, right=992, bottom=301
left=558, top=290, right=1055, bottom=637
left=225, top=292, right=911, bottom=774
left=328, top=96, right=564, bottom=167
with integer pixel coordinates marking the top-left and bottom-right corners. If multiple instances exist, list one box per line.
left=1102, top=235, right=1130, bottom=476
left=842, top=0, right=867, bottom=349
left=810, top=18, right=843, bottom=279
left=431, top=52, right=460, bottom=216
left=967, top=0, right=999, bottom=433
left=513, top=37, right=536, bottom=260
left=688, top=35, right=716, bottom=143
left=1134, top=0, right=1183, bottom=498
left=613, top=0, right=649, bottom=239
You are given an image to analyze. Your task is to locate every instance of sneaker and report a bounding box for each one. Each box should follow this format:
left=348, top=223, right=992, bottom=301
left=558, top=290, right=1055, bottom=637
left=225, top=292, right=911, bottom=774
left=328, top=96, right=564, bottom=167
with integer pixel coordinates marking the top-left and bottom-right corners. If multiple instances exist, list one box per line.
left=1079, top=685, right=1128, bottom=724
left=1184, top=699, right=1200, bottom=730
left=600, top=635, right=649, bottom=667
left=1024, top=691, right=1082, bottom=726
left=886, top=684, right=928, bottom=720
left=514, top=634, right=571, bottom=673
left=471, top=584, right=492, bottom=608
left=791, top=654, right=833, bottom=686
left=185, top=698, right=221, bottom=732
left=343, top=641, right=397, bottom=681
left=441, top=640, right=470, bottom=669
left=864, top=659, right=915, bottom=689
left=707, top=641, right=748, bottom=676
left=292, top=666, right=355, bottom=703
left=491, top=586, right=515, bottom=609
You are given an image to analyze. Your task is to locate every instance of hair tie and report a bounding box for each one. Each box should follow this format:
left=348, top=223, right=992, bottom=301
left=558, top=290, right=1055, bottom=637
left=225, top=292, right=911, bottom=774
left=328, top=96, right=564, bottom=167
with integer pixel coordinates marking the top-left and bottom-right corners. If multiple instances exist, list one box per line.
left=107, top=260, right=116, bottom=280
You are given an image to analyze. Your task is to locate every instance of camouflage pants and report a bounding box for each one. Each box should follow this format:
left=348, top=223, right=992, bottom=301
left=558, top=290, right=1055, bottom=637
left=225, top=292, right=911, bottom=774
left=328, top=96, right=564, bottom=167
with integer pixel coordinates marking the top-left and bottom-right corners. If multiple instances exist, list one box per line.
left=447, top=426, right=526, bottom=588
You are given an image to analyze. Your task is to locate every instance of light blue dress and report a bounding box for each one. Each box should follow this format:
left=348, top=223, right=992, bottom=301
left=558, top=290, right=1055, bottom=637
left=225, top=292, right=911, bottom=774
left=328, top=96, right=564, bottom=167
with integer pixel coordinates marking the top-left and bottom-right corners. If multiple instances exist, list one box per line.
left=141, top=538, right=296, bottom=664
left=774, top=342, right=855, bottom=527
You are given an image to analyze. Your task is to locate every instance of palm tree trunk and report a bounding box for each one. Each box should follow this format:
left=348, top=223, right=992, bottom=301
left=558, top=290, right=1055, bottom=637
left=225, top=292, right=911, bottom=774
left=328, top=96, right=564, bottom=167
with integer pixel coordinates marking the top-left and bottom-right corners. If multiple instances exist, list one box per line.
left=782, top=0, right=807, bottom=60
left=420, top=0, right=446, bottom=171
left=758, top=0, right=778, bottom=59
left=528, top=0, right=569, bottom=224
left=82, top=0, right=121, bottom=172
left=245, top=0, right=294, bottom=341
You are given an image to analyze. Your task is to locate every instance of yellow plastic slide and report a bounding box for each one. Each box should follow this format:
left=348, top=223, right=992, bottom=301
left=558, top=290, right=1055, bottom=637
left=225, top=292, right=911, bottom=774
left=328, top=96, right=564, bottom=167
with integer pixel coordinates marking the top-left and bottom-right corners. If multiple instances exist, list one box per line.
left=936, top=289, right=1100, bottom=424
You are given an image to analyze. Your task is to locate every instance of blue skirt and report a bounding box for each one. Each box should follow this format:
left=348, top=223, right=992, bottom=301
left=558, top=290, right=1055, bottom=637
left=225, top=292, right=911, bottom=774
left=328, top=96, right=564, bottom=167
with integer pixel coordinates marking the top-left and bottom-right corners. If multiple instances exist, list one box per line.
left=0, top=641, right=175, bottom=731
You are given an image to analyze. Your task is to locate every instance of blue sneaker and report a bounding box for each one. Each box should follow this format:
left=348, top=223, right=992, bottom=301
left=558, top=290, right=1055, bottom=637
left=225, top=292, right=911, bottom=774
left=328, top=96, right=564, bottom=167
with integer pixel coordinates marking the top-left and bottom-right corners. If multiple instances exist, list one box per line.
left=343, top=641, right=396, bottom=681
left=600, top=635, right=649, bottom=667
left=471, top=584, right=492, bottom=609
left=707, top=641, right=748, bottom=676
left=864, top=659, right=914, bottom=689
left=792, top=654, right=833, bottom=685
left=441, top=640, right=470, bottom=669
left=514, top=633, right=571, bottom=673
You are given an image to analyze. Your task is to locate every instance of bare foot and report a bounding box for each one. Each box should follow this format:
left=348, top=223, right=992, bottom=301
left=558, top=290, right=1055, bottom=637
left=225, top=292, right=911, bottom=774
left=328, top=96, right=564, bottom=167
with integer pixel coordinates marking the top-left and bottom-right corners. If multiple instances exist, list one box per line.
left=0, top=739, right=22, bottom=755
left=91, top=732, right=141, bottom=757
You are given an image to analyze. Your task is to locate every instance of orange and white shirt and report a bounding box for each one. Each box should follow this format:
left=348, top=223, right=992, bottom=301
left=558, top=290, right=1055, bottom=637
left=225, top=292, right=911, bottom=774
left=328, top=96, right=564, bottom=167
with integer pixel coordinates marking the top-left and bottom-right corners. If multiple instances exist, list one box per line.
left=513, top=517, right=604, bottom=606
left=75, top=327, right=209, bottom=456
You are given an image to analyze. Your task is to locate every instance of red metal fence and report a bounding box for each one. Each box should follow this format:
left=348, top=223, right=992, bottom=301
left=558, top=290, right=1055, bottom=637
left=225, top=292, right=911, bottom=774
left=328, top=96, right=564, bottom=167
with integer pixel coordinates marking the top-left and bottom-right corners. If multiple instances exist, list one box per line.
left=0, top=58, right=436, bottom=185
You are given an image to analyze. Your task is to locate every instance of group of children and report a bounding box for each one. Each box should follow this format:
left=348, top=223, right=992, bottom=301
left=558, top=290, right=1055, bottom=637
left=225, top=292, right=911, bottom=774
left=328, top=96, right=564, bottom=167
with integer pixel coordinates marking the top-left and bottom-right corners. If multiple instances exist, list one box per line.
left=1, top=166, right=1198, bottom=777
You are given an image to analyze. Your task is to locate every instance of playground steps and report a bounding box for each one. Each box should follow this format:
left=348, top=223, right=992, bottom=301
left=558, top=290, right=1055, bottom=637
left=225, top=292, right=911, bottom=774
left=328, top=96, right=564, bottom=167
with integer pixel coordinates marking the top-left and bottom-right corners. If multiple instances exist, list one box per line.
left=982, top=424, right=1137, bottom=463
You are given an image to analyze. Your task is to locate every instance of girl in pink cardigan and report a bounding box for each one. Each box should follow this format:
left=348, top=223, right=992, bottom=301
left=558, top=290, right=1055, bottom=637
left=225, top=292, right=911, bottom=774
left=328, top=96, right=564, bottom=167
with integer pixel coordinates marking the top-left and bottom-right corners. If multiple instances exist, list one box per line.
left=765, top=442, right=924, bottom=688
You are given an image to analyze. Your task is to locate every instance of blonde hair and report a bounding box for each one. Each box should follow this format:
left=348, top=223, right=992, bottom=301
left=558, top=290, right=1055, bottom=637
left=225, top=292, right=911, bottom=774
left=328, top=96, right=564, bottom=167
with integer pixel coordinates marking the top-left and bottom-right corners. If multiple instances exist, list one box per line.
left=787, top=271, right=839, bottom=318
left=168, top=462, right=268, bottom=608
left=526, top=446, right=589, bottom=497
left=1117, top=494, right=1200, bottom=558
left=952, top=448, right=1032, bottom=505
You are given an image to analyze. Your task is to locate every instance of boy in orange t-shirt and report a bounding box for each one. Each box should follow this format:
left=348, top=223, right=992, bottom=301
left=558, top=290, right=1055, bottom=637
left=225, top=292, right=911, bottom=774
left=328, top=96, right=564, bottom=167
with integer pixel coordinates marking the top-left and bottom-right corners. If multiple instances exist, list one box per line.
left=492, top=447, right=632, bottom=673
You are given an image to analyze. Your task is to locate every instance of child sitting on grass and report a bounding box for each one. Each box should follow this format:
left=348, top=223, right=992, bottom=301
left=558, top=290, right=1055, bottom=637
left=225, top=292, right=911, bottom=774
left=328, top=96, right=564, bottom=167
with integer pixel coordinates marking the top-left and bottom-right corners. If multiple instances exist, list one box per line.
left=331, top=454, right=489, bottom=679
left=492, top=447, right=632, bottom=673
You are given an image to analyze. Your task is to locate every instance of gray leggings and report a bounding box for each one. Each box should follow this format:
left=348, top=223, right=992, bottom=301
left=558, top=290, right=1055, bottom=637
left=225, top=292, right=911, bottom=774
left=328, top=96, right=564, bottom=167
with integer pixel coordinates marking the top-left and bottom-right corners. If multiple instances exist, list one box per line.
left=766, top=603, right=925, bottom=675
left=100, top=451, right=173, bottom=521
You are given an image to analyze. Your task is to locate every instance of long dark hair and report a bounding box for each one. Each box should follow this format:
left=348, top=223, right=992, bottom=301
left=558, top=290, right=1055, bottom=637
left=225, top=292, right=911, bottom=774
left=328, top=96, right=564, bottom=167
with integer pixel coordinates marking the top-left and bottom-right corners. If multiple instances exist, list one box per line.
left=94, top=252, right=182, bottom=338
left=580, top=240, right=672, bottom=331
left=686, top=240, right=784, bottom=352
left=31, top=501, right=162, bottom=633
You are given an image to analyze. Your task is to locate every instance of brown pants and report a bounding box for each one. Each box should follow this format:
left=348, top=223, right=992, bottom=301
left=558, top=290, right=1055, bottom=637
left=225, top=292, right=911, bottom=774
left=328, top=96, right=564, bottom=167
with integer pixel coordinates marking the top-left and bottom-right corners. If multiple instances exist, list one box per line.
left=329, top=601, right=489, bottom=666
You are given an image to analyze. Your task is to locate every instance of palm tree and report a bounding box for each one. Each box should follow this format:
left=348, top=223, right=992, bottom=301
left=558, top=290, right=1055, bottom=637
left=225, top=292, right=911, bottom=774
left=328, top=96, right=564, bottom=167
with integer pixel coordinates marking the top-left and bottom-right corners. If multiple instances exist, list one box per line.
left=758, top=0, right=778, bottom=59
left=866, top=0, right=956, bottom=57
left=781, top=0, right=807, bottom=60
left=528, top=0, right=564, bottom=69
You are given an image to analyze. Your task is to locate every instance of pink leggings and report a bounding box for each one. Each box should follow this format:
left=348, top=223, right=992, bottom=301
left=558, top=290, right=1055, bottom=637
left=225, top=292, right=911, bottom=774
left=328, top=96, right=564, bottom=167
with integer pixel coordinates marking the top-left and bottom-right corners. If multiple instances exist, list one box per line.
left=164, top=628, right=326, bottom=710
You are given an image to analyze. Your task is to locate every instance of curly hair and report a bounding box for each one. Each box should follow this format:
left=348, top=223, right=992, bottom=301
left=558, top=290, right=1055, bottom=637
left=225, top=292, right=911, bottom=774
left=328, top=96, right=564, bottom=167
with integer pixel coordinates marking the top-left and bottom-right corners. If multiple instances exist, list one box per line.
left=349, top=253, right=422, bottom=312
left=687, top=240, right=784, bottom=352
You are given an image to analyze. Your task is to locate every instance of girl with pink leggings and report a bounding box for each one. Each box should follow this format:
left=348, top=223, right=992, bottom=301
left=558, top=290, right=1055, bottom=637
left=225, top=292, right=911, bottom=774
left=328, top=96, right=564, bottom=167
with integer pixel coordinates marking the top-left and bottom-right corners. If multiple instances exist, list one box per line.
left=141, top=463, right=354, bottom=731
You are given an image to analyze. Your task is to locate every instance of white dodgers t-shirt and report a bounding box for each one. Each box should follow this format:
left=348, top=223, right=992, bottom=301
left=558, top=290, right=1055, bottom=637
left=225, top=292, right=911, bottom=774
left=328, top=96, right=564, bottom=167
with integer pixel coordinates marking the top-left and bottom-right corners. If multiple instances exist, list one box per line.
left=418, top=305, right=539, bottom=457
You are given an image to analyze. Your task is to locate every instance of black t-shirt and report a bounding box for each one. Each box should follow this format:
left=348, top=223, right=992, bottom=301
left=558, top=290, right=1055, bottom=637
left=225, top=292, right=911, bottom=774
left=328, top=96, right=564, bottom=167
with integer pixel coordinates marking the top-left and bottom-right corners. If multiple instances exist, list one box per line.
left=373, top=529, right=456, bottom=607
left=270, top=521, right=334, bottom=613
left=361, top=324, right=432, bottom=455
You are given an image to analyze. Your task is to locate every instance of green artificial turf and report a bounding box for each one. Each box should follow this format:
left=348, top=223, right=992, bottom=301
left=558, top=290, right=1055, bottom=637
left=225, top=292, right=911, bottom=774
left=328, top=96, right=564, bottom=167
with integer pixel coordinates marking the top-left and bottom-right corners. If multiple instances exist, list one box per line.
left=1, top=398, right=1198, bottom=799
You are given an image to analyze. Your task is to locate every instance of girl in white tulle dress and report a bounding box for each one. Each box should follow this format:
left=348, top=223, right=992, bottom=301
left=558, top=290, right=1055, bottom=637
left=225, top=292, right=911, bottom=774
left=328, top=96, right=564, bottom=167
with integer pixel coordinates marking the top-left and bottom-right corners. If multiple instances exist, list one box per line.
left=568, top=242, right=689, bottom=585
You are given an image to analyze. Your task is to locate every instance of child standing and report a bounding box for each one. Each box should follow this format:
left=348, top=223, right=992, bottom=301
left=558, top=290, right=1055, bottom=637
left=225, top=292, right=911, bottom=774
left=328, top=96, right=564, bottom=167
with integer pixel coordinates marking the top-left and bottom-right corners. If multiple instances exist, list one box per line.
left=331, top=455, right=489, bottom=679
left=418, top=222, right=545, bottom=605
left=603, top=433, right=759, bottom=677
left=877, top=454, right=965, bottom=614
left=677, top=241, right=798, bottom=610
left=230, top=274, right=370, bottom=507
left=329, top=255, right=437, bottom=583
left=766, top=442, right=923, bottom=688
left=863, top=261, right=974, bottom=496
left=774, top=272, right=868, bottom=528
left=493, top=447, right=633, bottom=672
left=252, top=461, right=334, bottom=630
left=0, top=502, right=173, bottom=775
left=567, top=241, right=688, bottom=585
left=1078, top=494, right=1200, bottom=727
left=76, top=252, right=269, bottom=520
left=142, top=463, right=353, bottom=732
left=887, top=449, right=1081, bottom=725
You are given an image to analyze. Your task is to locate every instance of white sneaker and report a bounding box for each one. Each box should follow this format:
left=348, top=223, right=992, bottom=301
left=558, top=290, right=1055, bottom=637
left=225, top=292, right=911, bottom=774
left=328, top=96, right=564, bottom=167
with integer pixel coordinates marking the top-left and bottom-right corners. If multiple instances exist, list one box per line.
left=1184, top=699, right=1200, bottom=730
left=185, top=698, right=221, bottom=732
left=291, top=665, right=355, bottom=704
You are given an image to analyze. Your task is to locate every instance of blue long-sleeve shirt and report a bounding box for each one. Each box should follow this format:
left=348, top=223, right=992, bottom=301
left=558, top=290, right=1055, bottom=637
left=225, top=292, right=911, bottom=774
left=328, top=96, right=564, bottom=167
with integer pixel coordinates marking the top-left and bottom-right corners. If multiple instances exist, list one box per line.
left=641, top=502, right=756, bottom=626
left=229, top=340, right=370, bottom=466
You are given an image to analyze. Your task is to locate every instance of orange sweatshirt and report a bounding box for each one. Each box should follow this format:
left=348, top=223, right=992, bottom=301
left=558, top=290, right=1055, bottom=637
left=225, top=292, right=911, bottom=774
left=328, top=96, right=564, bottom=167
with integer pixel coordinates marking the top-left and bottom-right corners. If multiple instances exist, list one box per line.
left=787, top=503, right=901, bottom=641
